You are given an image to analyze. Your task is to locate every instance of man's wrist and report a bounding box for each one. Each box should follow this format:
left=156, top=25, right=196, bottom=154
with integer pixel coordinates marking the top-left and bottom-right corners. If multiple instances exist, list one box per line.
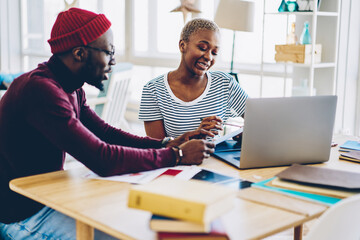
left=172, top=146, right=183, bottom=166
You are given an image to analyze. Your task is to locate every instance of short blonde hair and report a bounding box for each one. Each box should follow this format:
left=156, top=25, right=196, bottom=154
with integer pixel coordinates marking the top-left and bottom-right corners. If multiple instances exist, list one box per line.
left=180, top=18, right=219, bottom=42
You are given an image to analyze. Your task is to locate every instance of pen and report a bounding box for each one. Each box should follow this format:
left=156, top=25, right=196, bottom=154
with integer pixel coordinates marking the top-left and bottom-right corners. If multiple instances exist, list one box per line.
left=223, top=122, right=243, bottom=128
left=200, top=118, right=242, bottom=128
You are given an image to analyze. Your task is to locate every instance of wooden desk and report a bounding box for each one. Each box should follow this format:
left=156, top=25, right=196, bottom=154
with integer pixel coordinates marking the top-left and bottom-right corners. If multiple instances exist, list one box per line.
left=10, top=135, right=360, bottom=240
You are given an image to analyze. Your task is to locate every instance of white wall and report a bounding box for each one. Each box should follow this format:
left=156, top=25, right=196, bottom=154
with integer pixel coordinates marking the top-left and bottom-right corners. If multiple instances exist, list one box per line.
left=1, top=0, right=360, bottom=136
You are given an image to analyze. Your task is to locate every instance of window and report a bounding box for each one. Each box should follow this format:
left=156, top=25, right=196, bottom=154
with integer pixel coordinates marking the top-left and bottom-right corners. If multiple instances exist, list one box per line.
left=21, top=0, right=125, bottom=70
left=15, top=0, right=358, bottom=135
left=130, top=0, right=291, bottom=97
left=20, top=0, right=287, bottom=97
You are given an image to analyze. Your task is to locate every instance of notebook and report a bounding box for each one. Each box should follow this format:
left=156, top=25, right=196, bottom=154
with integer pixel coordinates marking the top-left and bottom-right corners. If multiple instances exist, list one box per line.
left=276, top=163, right=360, bottom=189
left=212, top=96, right=337, bottom=169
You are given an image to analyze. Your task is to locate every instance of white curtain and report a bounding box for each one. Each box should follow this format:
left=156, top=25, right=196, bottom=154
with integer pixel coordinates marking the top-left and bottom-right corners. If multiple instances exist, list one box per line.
left=336, top=0, right=360, bottom=136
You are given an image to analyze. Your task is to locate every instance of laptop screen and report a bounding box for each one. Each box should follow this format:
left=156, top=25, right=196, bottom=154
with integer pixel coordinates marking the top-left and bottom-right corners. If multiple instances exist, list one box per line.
left=212, top=96, right=337, bottom=169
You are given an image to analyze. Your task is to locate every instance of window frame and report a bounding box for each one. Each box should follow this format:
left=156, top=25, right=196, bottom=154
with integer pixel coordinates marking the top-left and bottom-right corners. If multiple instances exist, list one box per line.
left=3, top=0, right=358, bottom=136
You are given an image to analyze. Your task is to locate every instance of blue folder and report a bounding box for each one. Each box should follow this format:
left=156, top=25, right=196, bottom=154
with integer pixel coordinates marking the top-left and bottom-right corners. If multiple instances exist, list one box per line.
left=252, top=178, right=342, bottom=205
left=340, top=140, right=360, bottom=151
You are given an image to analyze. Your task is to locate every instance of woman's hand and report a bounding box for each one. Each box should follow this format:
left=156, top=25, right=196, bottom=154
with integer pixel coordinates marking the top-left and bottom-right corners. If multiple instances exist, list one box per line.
left=232, top=131, right=243, bottom=142
left=197, top=116, right=223, bottom=135
left=166, top=129, right=214, bottom=147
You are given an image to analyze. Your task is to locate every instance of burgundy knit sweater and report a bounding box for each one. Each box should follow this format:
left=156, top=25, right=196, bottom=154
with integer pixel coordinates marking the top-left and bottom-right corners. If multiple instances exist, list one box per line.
left=0, top=56, right=175, bottom=223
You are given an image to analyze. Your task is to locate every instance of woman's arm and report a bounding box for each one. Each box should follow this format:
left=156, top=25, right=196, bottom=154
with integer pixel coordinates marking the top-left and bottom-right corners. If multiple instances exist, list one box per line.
left=144, top=120, right=167, bottom=139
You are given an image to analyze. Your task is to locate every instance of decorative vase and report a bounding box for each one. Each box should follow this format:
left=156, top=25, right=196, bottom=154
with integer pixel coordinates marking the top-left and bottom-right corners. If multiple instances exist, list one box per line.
left=287, top=1, right=299, bottom=12
left=278, top=0, right=288, bottom=12
left=300, top=21, right=312, bottom=44
left=286, top=22, right=298, bottom=44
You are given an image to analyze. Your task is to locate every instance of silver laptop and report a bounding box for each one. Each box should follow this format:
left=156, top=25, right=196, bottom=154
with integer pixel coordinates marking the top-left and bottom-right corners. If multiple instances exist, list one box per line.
left=212, top=96, right=337, bottom=169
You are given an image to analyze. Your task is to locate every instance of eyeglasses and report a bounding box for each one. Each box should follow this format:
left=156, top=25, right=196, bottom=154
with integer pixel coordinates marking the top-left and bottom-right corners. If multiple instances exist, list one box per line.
left=84, top=45, right=115, bottom=59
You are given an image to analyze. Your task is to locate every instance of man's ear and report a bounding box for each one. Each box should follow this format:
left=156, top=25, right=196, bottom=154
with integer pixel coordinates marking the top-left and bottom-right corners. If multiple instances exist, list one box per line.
left=179, top=40, right=186, bottom=53
left=72, top=47, right=86, bottom=62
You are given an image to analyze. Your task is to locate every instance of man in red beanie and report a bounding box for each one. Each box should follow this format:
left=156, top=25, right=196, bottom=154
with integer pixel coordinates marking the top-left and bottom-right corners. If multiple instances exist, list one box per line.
left=0, top=8, right=214, bottom=239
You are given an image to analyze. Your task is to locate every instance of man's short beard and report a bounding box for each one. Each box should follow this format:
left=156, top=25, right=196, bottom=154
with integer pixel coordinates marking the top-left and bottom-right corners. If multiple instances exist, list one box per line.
left=79, top=53, right=104, bottom=91
left=92, top=80, right=104, bottom=91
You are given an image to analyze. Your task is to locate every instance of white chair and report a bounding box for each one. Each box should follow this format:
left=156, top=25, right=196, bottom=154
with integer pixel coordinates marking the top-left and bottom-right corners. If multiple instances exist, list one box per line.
left=0, top=90, right=6, bottom=99
left=87, top=63, right=133, bottom=130
left=305, top=194, right=360, bottom=240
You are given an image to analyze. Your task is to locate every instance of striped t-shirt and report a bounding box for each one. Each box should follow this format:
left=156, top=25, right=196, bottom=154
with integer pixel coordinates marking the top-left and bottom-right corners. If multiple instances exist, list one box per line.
left=139, top=71, right=248, bottom=138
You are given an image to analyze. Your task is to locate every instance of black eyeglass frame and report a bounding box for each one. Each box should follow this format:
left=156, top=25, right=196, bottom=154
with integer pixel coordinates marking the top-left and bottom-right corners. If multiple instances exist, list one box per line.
left=83, top=45, right=115, bottom=59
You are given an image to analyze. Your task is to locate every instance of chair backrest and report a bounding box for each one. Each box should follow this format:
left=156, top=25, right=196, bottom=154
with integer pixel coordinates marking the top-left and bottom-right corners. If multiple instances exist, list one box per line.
left=99, top=63, right=132, bottom=128
left=305, top=194, right=360, bottom=240
left=0, top=72, right=23, bottom=89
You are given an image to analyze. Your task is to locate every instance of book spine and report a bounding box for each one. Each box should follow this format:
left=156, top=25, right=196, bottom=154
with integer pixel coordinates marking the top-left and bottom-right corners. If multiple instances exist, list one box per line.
left=128, top=189, right=206, bottom=223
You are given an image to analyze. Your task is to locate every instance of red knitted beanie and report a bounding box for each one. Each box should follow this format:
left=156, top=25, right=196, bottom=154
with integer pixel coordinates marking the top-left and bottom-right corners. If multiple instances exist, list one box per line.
left=48, top=8, right=111, bottom=54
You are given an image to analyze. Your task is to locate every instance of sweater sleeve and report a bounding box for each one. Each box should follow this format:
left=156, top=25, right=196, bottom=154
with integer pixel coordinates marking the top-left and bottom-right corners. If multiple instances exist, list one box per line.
left=26, top=81, right=176, bottom=177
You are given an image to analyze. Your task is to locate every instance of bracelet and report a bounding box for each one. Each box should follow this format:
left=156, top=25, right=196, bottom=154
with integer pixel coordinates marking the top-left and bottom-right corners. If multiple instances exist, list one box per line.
left=161, top=137, right=174, bottom=147
left=172, top=146, right=183, bottom=165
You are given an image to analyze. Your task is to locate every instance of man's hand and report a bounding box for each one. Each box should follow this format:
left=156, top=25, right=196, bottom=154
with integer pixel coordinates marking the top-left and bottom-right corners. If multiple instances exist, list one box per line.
left=232, top=132, right=243, bottom=142
left=166, top=129, right=214, bottom=147
left=177, top=139, right=215, bottom=165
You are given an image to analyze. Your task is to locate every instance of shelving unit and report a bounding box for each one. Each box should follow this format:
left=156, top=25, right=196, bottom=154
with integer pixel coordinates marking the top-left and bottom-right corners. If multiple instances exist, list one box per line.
left=261, top=0, right=341, bottom=96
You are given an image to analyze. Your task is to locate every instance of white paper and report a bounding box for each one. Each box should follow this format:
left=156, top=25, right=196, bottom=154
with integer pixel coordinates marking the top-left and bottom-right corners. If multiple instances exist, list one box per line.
left=214, top=127, right=243, bottom=145
left=83, top=165, right=202, bottom=184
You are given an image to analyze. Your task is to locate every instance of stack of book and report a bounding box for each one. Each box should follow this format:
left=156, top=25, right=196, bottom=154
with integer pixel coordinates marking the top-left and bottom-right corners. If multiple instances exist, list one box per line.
left=339, top=140, right=360, bottom=163
left=127, top=176, right=236, bottom=239
left=150, top=215, right=228, bottom=240
left=253, top=164, right=360, bottom=205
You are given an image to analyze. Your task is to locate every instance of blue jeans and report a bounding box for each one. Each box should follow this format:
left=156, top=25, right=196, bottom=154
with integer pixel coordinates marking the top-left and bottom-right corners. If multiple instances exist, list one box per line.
left=0, top=207, right=119, bottom=240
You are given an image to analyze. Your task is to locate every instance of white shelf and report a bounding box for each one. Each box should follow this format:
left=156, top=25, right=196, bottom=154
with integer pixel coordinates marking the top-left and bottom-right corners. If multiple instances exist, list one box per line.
left=265, top=11, right=314, bottom=16
left=265, top=11, right=339, bottom=17
left=317, top=12, right=339, bottom=17
left=262, top=62, right=336, bottom=68
left=261, top=0, right=341, bottom=96
left=312, top=62, right=337, bottom=68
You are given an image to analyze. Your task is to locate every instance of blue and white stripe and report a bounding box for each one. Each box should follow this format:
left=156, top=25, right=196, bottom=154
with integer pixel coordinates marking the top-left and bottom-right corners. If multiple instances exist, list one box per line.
left=139, top=71, right=248, bottom=138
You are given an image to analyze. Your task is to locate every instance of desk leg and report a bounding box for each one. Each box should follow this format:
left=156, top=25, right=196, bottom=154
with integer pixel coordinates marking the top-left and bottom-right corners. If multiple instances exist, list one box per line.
left=294, top=225, right=303, bottom=240
left=76, top=220, right=94, bottom=240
